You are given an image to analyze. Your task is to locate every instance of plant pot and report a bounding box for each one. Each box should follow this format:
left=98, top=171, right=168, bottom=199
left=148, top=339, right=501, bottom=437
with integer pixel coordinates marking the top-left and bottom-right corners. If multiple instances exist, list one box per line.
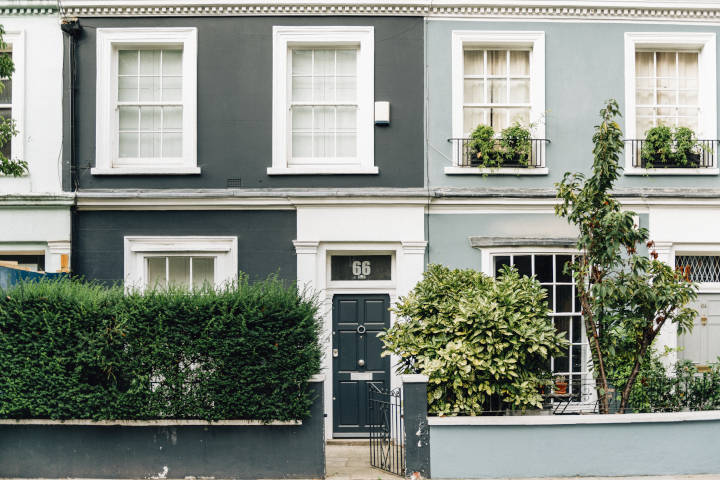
left=641, top=152, right=700, bottom=168
left=554, top=382, right=568, bottom=395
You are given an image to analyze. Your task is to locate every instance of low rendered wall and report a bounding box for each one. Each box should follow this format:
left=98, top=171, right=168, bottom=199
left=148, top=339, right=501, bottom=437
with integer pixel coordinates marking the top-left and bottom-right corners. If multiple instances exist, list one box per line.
left=0, top=378, right=325, bottom=479
left=429, top=411, right=720, bottom=478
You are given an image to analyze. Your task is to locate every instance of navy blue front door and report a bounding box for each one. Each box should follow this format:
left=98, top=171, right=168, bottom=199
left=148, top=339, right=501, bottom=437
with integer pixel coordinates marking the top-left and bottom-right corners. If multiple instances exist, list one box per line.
left=332, top=294, right=390, bottom=437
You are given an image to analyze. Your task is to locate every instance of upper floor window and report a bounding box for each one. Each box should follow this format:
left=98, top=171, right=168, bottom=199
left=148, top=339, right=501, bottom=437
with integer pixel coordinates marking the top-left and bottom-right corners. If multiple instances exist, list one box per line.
left=0, top=50, right=12, bottom=160
left=450, top=31, right=546, bottom=174
left=624, top=32, right=717, bottom=173
left=270, top=26, right=376, bottom=175
left=94, top=28, right=198, bottom=175
left=0, top=31, right=24, bottom=169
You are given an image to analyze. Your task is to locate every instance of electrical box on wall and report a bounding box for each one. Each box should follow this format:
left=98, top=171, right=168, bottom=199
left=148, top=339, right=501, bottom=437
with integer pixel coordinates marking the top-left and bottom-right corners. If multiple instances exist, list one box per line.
left=374, top=101, right=390, bottom=125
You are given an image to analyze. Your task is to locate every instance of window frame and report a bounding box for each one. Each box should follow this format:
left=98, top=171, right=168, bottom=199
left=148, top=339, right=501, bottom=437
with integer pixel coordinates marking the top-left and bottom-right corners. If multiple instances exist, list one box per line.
left=0, top=30, right=25, bottom=170
left=449, top=30, right=546, bottom=175
left=624, top=32, right=717, bottom=175
left=124, top=236, right=237, bottom=291
left=270, top=25, right=376, bottom=175
left=94, top=27, right=198, bottom=176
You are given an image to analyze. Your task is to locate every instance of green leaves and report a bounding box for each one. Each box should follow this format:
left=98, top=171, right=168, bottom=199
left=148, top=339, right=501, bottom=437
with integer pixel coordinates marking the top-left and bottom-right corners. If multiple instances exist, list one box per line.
left=381, top=264, right=566, bottom=415
left=0, top=276, right=321, bottom=421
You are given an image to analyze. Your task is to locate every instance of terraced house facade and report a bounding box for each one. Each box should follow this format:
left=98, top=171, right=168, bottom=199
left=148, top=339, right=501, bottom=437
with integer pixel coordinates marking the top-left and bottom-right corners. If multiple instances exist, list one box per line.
left=2, top=0, right=720, bottom=438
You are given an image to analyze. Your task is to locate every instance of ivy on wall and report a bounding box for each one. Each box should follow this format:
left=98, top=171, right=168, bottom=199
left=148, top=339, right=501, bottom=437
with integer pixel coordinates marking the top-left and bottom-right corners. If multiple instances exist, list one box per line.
left=0, top=277, right=321, bottom=421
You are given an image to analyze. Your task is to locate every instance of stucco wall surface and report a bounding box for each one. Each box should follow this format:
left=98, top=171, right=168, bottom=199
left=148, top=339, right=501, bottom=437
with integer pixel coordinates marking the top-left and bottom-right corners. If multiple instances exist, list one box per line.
left=426, top=19, right=720, bottom=190
left=430, top=418, right=720, bottom=478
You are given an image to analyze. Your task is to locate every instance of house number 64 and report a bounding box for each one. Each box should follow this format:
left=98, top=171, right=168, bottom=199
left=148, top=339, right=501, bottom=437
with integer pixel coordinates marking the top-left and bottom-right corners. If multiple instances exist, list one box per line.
left=352, top=260, right=372, bottom=276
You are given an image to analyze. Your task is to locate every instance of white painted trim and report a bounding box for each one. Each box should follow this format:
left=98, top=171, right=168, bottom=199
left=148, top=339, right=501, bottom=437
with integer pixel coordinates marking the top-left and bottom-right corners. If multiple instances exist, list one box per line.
left=624, top=32, right=717, bottom=173
left=478, top=245, right=578, bottom=276
left=625, top=167, right=719, bottom=175
left=0, top=419, right=301, bottom=426
left=3, top=31, right=25, bottom=168
left=271, top=26, right=374, bottom=175
left=91, top=167, right=201, bottom=175
left=267, top=166, right=379, bottom=175
left=401, top=374, right=429, bottom=383
left=95, top=27, right=198, bottom=175
left=451, top=30, right=545, bottom=168
left=123, top=236, right=237, bottom=291
left=428, top=410, right=720, bottom=426
left=444, top=167, right=549, bottom=175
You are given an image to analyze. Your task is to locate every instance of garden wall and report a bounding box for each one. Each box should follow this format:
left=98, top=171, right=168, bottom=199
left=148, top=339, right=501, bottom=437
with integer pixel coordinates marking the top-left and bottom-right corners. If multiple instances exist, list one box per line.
left=429, top=411, right=720, bottom=478
left=0, top=377, right=325, bottom=479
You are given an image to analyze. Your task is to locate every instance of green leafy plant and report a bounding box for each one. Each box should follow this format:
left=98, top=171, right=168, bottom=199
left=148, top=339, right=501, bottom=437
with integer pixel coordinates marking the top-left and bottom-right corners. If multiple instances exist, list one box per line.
left=379, top=264, right=567, bottom=415
left=0, top=276, right=321, bottom=421
left=0, top=25, right=24, bottom=177
left=555, top=99, right=698, bottom=413
left=640, top=125, right=705, bottom=168
left=467, top=122, right=533, bottom=168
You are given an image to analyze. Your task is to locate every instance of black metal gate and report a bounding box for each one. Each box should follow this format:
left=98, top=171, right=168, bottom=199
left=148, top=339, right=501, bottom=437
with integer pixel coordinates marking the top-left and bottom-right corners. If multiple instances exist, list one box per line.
left=368, top=383, right=405, bottom=476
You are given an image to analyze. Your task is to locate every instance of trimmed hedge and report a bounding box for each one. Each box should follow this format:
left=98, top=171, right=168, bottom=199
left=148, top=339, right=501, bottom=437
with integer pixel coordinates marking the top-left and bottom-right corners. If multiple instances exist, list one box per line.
left=0, top=277, right=321, bottom=421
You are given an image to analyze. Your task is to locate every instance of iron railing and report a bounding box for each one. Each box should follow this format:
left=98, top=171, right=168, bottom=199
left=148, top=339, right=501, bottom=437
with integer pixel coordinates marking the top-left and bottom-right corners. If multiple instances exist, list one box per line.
left=451, top=373, right=720, bottom=416
left=368, top=383, right=405, bottom=477
left=624, top=139, right=718, bottom=169
left=448, top=138, right=549, bottom=168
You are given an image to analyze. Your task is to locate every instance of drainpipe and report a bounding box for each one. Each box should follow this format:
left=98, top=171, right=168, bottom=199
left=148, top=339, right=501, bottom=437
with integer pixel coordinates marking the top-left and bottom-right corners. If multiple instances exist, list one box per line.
left=60, top=17, right=81, bottom=275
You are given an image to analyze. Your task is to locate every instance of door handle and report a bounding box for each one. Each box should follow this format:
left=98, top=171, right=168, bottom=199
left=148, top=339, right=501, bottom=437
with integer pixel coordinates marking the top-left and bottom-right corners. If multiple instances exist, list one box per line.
left=333, top=348, right=339, bottom=358
left=358, top=359, right=365, bottom=367
left=701, top=316, right=708, bottom=326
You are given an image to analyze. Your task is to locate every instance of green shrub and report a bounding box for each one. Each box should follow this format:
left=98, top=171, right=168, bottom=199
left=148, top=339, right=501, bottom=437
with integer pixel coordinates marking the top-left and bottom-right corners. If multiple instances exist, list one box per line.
left=380, top=264, right=567, bottom=415
left=641, top=125, right=705, bottom=167
left=0, top=276, right=321, bottom=421
left=468, top=123, right=533, bottom=168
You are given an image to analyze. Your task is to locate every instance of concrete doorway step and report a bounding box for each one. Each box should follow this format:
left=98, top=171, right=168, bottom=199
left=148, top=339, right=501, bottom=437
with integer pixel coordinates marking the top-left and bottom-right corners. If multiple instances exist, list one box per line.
left=326, top=440, right=401, bottom=480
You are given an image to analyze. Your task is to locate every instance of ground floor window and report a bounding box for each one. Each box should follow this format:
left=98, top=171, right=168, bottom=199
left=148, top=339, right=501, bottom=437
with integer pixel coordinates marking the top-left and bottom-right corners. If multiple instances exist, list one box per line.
left=124, top=236, right=237, bottom=291
left=493, top=253, right=588, bottom=396
left=0, top=253, right=45, bottom=272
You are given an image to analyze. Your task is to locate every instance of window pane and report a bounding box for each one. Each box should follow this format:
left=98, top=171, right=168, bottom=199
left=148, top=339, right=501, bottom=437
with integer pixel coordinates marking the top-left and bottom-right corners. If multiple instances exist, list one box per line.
left=118, top=50, right=138, bottom=75
left=162, top=50, right=183, bottom=75
left=162, top=76, right=182, bottom=102
left=118, top=76, right=138, bottom=102
left=635, top=51, right=654, bottom=77
left=292, top=49, right=312, bottom=75
left=139, top=76, right=161, bottom=102
left=463, top=79, right=485, bottom=103
left=336, top=133, right=356, bottom=157
left=292, top=133, right=312, bottom=158
left=336, top=107, right=356, bottom=130
left=555, top=317, right=570, bottom=341
left=140, top=132, right=161, bottom=158
left=509, top=79, right=529, bottom=103
left=509, top=108, right=530, bottom=126
left=168, top=256, right=190, bottom=289
left=487, top=50, right=506, bottom=75
left=636, top=88, right=653, bottom=105
left=313, top=133, right=334, bottom=158
left=556, top=285, right=573, bottom=312
left=572, top=316, right=583, bottom=343
left=0, top=78, right=12, bottom=105
left=336, top=49, right=356, bottom=75
left=488, top=79, right=507, bottom=103
left=556, top=255, right=572, bottom=282
left=313, top=76, right=335, bottom=102
left=119, top=132, right=138, bottom=158
left=488, top=108, right=509, bottom=130
left=163, top=106, right=183, bottom=130
left=509, top=50, right=529, bottom=75
left=140, top=106, right=161, bottom=130
left=657, top=89, right=676, bottom=106
left=147, top=257, right=166, bottom=289
left=463, top=107, right=487, bottom=135
left=535, top=255, right=553, bottom=283
left=119, top=106, right=139, bottom=130
left=678, top=52, right=698, bottom=79
left=139, top=50, right=161, bottom=75
left=656, top=52, right=676, bottom=78
left=464, top=50, right=484, bottom=75
left=313, top=50, right=334, bottom=75
left=314, top=107, right=334, bottom=132
left=292, top=76, right=312, bottom=102
left=679, top=90, right=698, bottom=106
left=192, top=257, right=214, bottom=289
left=292, top=106, right=312, bottom=130
left=494, top=255, right=510, bottom=276
left=514, top=255, right=532, bottom=277
left=162, top=132, right=182, bottom=158
left=336, top=76, right=356, bottom=102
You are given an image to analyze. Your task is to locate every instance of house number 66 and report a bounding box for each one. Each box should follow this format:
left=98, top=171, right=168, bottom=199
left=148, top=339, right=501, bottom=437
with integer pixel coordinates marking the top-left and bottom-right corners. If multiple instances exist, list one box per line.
left=352, top=260, right=372, bottom=276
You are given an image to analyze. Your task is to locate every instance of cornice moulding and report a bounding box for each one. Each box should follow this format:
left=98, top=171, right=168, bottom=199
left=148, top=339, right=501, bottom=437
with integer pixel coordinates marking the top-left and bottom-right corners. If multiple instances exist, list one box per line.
left=0, top=0, right=58, bottom=14
left=59, top=1, right=720, bottom=21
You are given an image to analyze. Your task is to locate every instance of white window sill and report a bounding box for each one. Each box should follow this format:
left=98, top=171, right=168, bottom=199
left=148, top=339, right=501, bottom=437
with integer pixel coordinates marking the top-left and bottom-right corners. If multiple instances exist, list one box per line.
left=444, top=166, right=549, bottom=175
left=624, top=167, right=719, bottom=176
left=91, top=167, right=202, bottom=176
left=267, top=166, right=379, bottom=175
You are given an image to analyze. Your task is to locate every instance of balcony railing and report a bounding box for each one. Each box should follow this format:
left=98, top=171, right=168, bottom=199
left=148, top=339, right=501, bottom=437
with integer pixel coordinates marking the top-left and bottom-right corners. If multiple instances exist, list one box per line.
left=624, top=139, right=719, bottom=169
left=449, top=138, right=550, bottom=168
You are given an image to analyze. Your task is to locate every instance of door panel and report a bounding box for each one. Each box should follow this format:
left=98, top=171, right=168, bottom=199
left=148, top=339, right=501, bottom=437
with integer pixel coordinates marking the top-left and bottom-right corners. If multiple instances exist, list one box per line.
left=333, top=294, right=391, bottom=437
left=679, top=294, right=720, bottom=365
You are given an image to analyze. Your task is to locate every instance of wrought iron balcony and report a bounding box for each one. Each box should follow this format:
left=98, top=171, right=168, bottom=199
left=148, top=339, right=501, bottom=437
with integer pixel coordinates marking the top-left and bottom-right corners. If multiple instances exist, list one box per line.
left=624, top=139, right=719, bottom=169
left=449, top=138, right=549, bottom=168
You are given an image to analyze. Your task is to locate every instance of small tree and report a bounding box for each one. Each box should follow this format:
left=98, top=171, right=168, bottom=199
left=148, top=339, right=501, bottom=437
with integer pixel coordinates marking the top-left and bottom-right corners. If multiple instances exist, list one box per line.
left=380, top=264, right=567, bottom=415
left=0, top=25, right=24, bottom=177
left=555, top=99, right=697, bottom=413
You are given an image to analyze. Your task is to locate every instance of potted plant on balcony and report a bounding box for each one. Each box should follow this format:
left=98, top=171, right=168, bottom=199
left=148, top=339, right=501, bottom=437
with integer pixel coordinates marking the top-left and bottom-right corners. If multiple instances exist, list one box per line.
left=640, top=125, right=705, bottom=168
left=498, top=122, right=533, bottom=167
left=554, top=375, right=569, bottom=395
left=468, top=124, right=498, bottom=167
